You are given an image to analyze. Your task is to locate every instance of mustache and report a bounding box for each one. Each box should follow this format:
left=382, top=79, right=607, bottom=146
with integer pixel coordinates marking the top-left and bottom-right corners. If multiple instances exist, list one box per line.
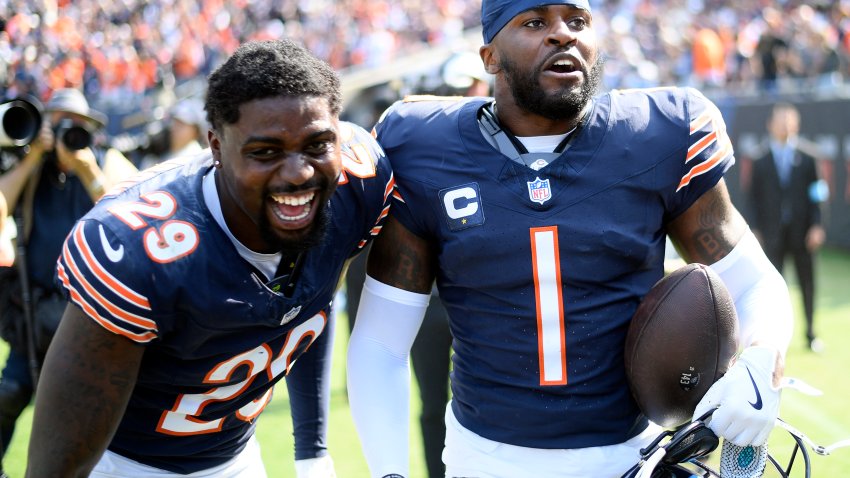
left=268, top=177, right=328, bottom=195
left=539, top=49, right=587, bottom=74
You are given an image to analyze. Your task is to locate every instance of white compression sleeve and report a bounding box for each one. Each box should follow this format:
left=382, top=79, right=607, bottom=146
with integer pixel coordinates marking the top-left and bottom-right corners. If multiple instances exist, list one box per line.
left=709, top=230, right=793, bottom=354
left=347, top=275, right=431, bottom=478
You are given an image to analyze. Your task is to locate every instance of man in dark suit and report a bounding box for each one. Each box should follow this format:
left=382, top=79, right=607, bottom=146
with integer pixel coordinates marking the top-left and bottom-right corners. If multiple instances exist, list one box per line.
left=750, top=103, right=826, bottom=352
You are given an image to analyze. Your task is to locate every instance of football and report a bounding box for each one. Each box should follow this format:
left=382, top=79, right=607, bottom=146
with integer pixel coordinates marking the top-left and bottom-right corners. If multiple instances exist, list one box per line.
left=624, top=263, right=739, bottom=428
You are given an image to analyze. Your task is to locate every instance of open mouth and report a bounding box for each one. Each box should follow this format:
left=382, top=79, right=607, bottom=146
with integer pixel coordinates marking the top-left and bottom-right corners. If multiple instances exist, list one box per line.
left=269, top=191, right=317, bottom=226
left=544, top=52, right=584, bottom=78
left=549, top=58, right=579, bottom=74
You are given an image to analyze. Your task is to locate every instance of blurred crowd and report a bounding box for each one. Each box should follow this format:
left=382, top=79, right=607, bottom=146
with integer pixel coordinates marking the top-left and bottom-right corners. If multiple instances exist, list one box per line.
left=0, top=0, right=481, bottom=109
left=595, top=0, right=850, bottom=96
left=2, top=0, right=850, bottom=133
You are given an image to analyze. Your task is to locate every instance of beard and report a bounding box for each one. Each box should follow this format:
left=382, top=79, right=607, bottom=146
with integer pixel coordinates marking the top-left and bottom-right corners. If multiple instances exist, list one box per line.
left=501, top=53, right=604, bottom=121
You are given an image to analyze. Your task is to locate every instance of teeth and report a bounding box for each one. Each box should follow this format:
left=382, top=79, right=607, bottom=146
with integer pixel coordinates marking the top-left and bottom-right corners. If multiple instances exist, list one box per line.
left=275, top=202, right=312, bottom=221
left=271, top=192, right=315, bottom=206
left=554, top=59, right=574, bottom=67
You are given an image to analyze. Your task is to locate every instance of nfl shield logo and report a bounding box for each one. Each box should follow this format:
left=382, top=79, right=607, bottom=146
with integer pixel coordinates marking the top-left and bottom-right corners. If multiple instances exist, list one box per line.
left=527, top=177, right=552, bottom=205
left=280, top=305, right=302, bottom=325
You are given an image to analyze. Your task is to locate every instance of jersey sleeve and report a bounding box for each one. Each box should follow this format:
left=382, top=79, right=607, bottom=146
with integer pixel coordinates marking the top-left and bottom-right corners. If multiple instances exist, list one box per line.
left=286, top=304, right=334, bottom=460
left=372, top=100, right=440, bottom=241
left=56, top=218, right=159, bottom=343
left=667, top=87, right=735, bottom=218
left=337, top=121, right=394, bottom=258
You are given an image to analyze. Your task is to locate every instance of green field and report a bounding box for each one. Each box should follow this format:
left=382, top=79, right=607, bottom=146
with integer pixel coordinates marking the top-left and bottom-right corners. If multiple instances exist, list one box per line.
left=2, top=248, right=849, bottom=477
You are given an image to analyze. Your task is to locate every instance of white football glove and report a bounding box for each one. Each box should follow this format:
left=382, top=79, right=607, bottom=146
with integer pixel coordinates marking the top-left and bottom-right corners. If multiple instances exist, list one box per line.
left=693, top=346, right=781, bottom=446
left=295, top=455, right=337, bottom=478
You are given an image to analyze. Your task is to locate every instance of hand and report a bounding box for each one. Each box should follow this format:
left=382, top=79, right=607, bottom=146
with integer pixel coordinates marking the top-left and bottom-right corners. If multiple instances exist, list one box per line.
left=55, top=139, right=98, bottom=175
left=806, top=225, right=825, bottom=252
left=294, top=455, right=336, bottom=478
left=692, top=346, right=781, bottom=446
left=31, top=120, right=54, bottom=154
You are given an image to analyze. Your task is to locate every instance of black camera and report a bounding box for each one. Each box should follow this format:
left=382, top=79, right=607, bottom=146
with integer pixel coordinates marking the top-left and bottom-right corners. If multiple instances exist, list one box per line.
left=53, top=118, right=93, bottom=150
left=0, top=97, right=42, bottom=147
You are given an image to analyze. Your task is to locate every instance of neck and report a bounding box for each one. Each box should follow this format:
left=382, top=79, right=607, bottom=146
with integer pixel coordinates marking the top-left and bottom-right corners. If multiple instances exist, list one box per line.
left=492, top=94, right=588, bottom=137
left=773, top=135, right=795, bottom=147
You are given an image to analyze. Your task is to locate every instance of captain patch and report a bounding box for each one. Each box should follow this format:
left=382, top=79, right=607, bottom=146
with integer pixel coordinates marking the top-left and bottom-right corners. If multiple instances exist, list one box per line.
left=439, top=183, right=485, bottom=231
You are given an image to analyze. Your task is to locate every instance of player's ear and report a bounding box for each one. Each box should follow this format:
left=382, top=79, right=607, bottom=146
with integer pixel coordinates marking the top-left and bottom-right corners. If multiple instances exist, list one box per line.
left=209, top=130, right=222, bottom=167
left=480, top=45, right=500, bottom=75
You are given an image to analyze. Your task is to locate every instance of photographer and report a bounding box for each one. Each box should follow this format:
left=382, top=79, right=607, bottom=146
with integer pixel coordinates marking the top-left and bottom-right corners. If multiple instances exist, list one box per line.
left=137, top=97, right=208, bottom=170
left=0, top=88, right=137, bottom=460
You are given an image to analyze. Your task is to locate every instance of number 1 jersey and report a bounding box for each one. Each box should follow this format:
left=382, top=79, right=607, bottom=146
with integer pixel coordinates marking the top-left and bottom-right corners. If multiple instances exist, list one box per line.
left=374, top=88, right=734, bottom=449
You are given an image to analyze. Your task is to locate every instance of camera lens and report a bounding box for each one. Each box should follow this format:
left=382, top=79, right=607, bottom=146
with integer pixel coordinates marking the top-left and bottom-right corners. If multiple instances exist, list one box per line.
left=61, top=126, right=92, bottom=150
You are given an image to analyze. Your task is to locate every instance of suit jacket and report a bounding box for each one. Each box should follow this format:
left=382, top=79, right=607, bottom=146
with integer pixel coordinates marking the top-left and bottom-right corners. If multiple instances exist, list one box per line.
left=749, top=140, right=822, bottom=250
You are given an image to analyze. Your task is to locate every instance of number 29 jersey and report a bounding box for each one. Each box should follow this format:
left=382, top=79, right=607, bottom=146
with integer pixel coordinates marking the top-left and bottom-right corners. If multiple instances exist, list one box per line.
left=56, top=122, right=393, bottom=473
left=374, top=88, right=734, bottom=449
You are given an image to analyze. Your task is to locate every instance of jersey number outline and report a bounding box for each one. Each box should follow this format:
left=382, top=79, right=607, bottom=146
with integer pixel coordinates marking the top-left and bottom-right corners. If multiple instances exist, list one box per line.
left=530, top=226, right=568, bottom=386
left=108, top=191, right=200, bottom=263
left=338, top=143, right=378, bottom=185
left=156, top=312, right=326, bottom=435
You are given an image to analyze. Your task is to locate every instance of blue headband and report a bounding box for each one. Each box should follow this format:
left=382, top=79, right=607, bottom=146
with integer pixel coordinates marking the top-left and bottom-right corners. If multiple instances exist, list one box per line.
left=481, top=0, right=592, bottom=43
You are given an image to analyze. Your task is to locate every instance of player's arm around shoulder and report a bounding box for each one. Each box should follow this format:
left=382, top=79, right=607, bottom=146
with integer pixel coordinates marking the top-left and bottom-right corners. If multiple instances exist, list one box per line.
left=27, top=303, right=144, bottom=477
left=667, top=181, right=791, bottom=446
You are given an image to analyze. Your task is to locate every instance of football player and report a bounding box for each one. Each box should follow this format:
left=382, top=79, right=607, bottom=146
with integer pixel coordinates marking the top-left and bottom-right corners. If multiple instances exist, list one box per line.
left=26, top=39, right=393, bottom=477
left=346, top=1, right=793, bottom=477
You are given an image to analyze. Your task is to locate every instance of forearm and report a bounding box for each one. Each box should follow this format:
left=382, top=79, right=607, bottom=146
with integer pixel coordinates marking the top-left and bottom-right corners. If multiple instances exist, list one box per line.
left=347, top=276, right=429, bottom=478
left=287, top=310, right=334, bottom=460
left=27, top=308, right=142, bottom=477
left=708, top=230, right=792, bottom=359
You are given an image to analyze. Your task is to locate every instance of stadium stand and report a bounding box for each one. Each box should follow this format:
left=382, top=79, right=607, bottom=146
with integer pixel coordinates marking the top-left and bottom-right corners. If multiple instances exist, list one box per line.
left=1, top=0, right=848, bottom=114
left=2, top=0, right=849, bottom=248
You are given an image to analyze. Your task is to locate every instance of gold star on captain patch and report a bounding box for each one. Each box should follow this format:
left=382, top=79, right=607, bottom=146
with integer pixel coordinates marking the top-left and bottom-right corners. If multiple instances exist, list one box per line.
left=462, top=218, right=467, bottom=224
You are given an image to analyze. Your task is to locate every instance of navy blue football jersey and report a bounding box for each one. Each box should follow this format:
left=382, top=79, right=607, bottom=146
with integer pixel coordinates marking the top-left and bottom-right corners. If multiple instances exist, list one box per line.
left=374, top=88, right=734, bottom=449
left=55, top=122, right=393, bottom=473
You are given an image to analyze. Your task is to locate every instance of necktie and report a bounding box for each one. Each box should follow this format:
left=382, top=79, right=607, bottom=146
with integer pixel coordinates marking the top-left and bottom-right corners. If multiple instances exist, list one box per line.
left=778, top=146, right=793, bottom=186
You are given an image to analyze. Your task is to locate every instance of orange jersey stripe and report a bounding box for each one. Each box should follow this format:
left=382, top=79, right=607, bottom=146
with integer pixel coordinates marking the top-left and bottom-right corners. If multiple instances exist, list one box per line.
left=690, top=110, right=712, bottom=135
left=377, top=205, right=391, bottom=221
left=72, top=224, right=152, bottom=310
left=677, top=141, right=732, bottom=191
left=686, top=130, right=717, bottom=163
left=62, top=240, right=158, bottom=332
left=383, top=175, right=396, bottom=202
left=58, top=265, right=158, bottom=343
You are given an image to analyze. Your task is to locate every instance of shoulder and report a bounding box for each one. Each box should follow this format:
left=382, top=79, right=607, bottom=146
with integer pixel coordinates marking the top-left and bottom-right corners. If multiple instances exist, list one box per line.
left=335, top=122, right=393, bottom=209
left=339, top=121, right=383, bottom=163
left=375, top=96, right=486, bottom=148
left=608, top=86, right=719, bottom=122
left=85, top=155, right=211, bottom=259
left=65, top=175, right=214, bottom=306
left=337, top=121, right=390, bottom=185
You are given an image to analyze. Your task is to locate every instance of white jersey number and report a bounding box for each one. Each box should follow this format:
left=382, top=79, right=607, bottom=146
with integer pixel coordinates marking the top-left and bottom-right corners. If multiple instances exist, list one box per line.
left=530, top=226, right=568, bottom=386
left=156, top=313, right=326, bottom=435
